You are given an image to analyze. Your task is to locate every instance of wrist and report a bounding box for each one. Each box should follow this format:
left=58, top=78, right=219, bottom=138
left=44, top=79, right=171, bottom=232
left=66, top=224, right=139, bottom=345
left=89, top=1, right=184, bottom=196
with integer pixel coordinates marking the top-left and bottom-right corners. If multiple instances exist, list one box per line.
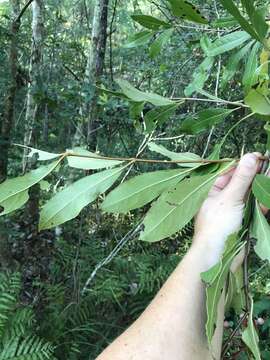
left=191, top=231, right=227, bottom=269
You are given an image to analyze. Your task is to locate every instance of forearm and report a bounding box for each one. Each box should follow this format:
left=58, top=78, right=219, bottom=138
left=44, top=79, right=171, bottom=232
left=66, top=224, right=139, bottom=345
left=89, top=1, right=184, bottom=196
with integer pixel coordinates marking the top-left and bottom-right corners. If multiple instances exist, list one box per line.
left=97, top=233, right=225, bottom=360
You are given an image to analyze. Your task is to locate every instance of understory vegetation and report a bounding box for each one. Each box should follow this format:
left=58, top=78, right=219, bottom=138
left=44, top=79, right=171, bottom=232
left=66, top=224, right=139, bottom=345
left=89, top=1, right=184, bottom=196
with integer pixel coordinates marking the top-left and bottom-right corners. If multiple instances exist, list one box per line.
left=1, top=0, right=270, bottom=359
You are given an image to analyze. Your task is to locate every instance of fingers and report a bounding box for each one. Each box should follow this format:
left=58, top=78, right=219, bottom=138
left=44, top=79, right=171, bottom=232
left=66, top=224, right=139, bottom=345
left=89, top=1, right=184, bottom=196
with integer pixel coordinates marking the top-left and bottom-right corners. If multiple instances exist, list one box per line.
left=208, top=168, right=235, bottom=197
left=223, top=153, right=261, bottom=203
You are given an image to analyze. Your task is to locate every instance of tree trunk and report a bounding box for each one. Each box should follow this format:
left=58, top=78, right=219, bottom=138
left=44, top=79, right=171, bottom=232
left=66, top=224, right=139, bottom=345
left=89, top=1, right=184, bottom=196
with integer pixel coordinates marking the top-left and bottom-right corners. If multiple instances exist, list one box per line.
left=23, top=0, right=44, bottom=170
left=0, top=0, right=21, bottom=270
left=84, top=0, right=109, bottom=149
left=0, top=0, right=20, bottom=183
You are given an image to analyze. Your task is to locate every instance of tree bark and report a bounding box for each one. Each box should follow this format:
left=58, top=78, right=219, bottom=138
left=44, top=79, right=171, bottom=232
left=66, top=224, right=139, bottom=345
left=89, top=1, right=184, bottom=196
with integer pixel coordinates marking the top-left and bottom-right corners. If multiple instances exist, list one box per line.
left=23, top=0, right=44, bottom=170
left=0, top=0, right=21, bottom=183
left=84, top=0, right=109, bottom=149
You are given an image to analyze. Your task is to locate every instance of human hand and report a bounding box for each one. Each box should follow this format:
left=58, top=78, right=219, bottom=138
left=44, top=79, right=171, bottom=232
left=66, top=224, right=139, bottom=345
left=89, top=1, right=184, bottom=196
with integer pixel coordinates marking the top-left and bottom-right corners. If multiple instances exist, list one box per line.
left=193, top=153, right=262, bottom=266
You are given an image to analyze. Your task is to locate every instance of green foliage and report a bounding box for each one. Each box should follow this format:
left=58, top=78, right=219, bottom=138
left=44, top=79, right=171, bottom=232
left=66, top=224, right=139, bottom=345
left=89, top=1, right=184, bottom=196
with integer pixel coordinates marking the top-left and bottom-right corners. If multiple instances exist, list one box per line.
left=2, top=0, right=270, bottom=358
left=0, top=273, right=55, bottom=360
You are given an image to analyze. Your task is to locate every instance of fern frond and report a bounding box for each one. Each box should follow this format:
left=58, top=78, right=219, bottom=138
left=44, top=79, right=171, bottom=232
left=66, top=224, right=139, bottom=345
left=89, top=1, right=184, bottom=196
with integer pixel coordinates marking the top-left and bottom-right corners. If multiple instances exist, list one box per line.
left=0, top=336, right=55, bottom=360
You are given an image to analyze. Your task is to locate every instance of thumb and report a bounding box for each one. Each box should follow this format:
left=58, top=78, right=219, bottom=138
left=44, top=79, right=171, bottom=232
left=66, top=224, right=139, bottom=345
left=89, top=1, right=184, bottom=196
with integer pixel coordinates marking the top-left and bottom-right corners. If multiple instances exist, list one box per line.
left=223, top=153, right=260, bottom=203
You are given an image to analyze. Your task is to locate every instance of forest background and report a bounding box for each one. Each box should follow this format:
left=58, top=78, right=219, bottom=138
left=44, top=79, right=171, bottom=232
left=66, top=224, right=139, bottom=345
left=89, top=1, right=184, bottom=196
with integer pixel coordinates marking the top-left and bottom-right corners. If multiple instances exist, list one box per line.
left=1, top=0, right=270, bottom=359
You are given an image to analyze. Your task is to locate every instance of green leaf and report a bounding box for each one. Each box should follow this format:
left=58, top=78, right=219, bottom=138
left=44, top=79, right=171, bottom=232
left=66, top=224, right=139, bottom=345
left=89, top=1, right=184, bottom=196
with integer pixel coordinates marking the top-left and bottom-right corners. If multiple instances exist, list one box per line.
left=212, top=17, right=238, bottom=28
left=241, top=1, right=268, bottom=40
left=167, top=0, right=208, bottom=24
left=149, top=28, right=174, bottom=58
left=39, top=167, right=124, bottom=230
left=202, top=240, right=244, bottom=343
left=124, top=30, right=154, bottom=48
left=144, top=103, right=180, bottom=133
left=67, top=147, right=123, bottom=170
left=14, top=144, right=62, bottom=161
left=230, top=267, right=245, bottom=314
left=140, top=162, right=234, bottom=242
left=221, top=41, right=254, bottom=89
left=219, top=0, right=261, bottom=42
left=181, top=108, right=234, bottom=135
left=253, top=174, right=270, bottom=209
left=131, top=15, right=171, bottom=30
left=251, top=201, right=270, bottom=263
left=97, top=86, right=129, bottom=100
left=203, top=31, right=251, bottom=57
left=242, top=42, right=261, bottom=90
left=184, top=57, right=214, bottom=96
left=102, top=168, right=190, bottom=213
left=245, top=89, right=270, bottom=115
left=148, top=142, right=201, bottom=168
left=242, top=298, right=261, bottom=360
left=0, top=161, right=59, bottom=216
left=116, top=79, right=173, bottom=106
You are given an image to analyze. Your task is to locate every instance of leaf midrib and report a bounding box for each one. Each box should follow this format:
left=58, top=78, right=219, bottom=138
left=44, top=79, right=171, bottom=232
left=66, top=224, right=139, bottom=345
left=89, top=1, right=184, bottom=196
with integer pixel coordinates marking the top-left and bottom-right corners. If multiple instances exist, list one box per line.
left=41, top=168, right=123, bottom=227
left=105, top=168, right=192, bottom=209
left=143, top=162, right=234, bottom=238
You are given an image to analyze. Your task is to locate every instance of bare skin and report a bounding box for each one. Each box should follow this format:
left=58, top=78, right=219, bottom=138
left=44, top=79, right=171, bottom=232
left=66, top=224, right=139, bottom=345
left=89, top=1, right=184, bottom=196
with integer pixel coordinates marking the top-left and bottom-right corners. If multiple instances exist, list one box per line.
left=97, top=153, right=264, bottom=360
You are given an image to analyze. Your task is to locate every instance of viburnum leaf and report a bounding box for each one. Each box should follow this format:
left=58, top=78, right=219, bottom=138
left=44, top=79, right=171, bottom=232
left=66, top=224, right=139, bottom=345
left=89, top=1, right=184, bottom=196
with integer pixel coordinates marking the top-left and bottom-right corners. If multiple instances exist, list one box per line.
left=181, top=108, right=234, bottom=135
left=252, top=174, right=270, bottom=208
left=67, top=147, right=123, bottom=170
left=123, top=31, right=154, bottom=48
left=149, top=28, right=174, bottom=58
left=167, top=0, right=208, bottom=24
left=148, top=142, right=201, bottom=168
left=39, top=167, right=124, bottom=230
left=242, top=298, right=261, bottom=360
left=0, top=161, right=60, bottom=216
left=202, top=31, right=251, bottom=57
left=116, top=79, right=173, bottom=106
left=131, top=15, right=171, bottom=30
left=202, top=236, right=244, bottom=344
left=14, top=144, right=62, bottom=161
left=140, top=161, right=235, bottom=242
left=245, top=89, right=270, bottom=115
left=102, top=168, right=191, bottom=213
left=251, top=201, right=270, bottom=263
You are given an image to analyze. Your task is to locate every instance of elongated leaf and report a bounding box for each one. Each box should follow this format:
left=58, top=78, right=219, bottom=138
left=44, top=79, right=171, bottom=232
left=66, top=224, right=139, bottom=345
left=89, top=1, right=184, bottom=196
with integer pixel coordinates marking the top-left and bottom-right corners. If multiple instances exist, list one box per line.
left=253, top=174, right=270, bottom=208
left=219, top=0, right=261, bottom=42
left=167, top=0, right=208, bottom=24
left=242, top=42, right=261, bottom=90
left=0, top=191, right=29, bottom=216
left=203, top=31, right=251, bottom=57
left=212, top=17, right=238, bottom=28
left=251, top=201, right=270, bottom=263
left=184, top=57, right=214, bottom=96
left=202, top=239, right=245, bottom=344
left=124, top=31, right=154, bottom=48
left=97, top=86, right=129, bottom=100
left=67, top=147, right=123, bottom=170
left=102, top=168, right=191, bottom=213
left=245, top=89, right=270, bottom=115
left=144, top=103, right=180, bottom=133
left=241, top=1, right=268, bottom=40
left=116, top=79, right=173, bottom=106
left=14, top=144, right=62, bottom=161
left=0, top=161, right=59, bottom=216
left=149, top=28, right=173, bottom=58
left=221, top=41, right=253, bottom=89
left=39, top=167, right=124, bottom=230
left=181, top=108, right=234, bottom=135
left=230, top=267, right=245, bottom=314
left=242, top=298, right=261, bottom=360
left=131, top=15, right=171, bottom=30
left=148, top=142, right=201, bottom=167
left=140, top=162, right=234, bottom=242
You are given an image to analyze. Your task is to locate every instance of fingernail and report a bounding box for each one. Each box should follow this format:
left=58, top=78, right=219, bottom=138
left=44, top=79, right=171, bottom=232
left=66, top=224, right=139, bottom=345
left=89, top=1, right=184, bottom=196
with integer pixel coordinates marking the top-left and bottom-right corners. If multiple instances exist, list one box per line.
left=240, top=154, right=257, bottom=169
